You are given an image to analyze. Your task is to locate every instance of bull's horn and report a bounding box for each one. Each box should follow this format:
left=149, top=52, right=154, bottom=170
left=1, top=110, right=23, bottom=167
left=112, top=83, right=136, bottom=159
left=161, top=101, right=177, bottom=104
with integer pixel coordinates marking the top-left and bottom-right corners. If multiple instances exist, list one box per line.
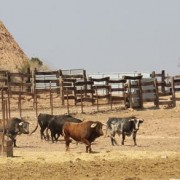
left=91, top=123, right=97, bottom=128
left=129, top=119, right=135, bottom=122
left=19, top=122, right=24, bottom=126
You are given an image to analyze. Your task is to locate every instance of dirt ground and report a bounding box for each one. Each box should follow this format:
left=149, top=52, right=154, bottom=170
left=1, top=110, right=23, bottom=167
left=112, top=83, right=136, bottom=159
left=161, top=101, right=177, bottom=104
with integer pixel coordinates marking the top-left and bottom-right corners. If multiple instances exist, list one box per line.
left=0, top=99, right=180, bottom=180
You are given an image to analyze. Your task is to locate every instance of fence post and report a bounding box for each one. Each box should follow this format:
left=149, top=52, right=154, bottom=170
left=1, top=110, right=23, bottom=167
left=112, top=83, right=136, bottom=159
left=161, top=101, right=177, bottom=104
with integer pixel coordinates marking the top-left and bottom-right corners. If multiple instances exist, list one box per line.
left=171, top=77, right=176, bottom=107
left=1, top=99, right=5, bottom=156
left=96, top=86, right=99, bottom=112
left=35, top=89, right=38, bottom=117
left=50, top=81, right=53, bottom=115
left=80, top=87, right=83, bottom=113
left=60, top=78, right=64, bottom=105
left=7, top=89, right=10, bottom=118
left=154, top=78, right=159, bottom=108
left=162, top=70, right=165, bottom=93
left=66, top=88, right=69, bottom=115
left=109, top=86, right=112, bottom=110
left=19, top=83, right=22, bottom=118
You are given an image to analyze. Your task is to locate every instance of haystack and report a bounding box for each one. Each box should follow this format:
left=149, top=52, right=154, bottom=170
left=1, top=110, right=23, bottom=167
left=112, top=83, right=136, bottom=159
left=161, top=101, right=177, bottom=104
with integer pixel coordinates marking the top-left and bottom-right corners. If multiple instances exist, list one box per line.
left=0, top=21, right=29, bottom=72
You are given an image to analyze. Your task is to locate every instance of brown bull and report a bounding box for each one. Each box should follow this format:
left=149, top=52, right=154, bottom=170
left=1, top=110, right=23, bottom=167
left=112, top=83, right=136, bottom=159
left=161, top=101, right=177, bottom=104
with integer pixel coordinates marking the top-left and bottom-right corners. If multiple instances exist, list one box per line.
left=63, top=121, right=104, bottom=153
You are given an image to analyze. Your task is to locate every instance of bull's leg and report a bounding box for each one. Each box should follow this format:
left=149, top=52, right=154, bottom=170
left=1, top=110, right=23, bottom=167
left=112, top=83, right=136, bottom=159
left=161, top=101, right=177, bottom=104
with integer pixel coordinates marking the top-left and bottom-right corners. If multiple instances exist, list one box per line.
left=13, top=139, right=17, bottom=147
left=9, top=136, right=17, bottom=147
left=45, top=128, right=50, bottom=141
left=55, top=133, right=60, bottom=142
left=85, top=145, right=92, bottom=153
left=121, top=133, right=125, bottom=145
left=133, top=132, right=137, bottom=146
left=86, top=146, right=88, bottom=152
left=111, top=136, right=114, bottom=145
left=110, top=132, right=117, bottom=146
left=82, top=139, right=91, bottom=153
left=40, top=130, right=43, bottom=140
left=40, top=128, right=46, bottom=140
left=50, top=131, right=55, bottom=143
left=88, top=145, right=92, bottom=153
left=64, top=136, right=71, bottom=151
left=40, top=126, right=45, bottom=140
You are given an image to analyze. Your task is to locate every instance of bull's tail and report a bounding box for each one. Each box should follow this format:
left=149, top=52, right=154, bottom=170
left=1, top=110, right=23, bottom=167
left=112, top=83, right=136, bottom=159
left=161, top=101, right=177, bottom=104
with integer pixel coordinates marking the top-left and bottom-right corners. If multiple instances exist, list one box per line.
left=30, top=117, right=38, bottom=135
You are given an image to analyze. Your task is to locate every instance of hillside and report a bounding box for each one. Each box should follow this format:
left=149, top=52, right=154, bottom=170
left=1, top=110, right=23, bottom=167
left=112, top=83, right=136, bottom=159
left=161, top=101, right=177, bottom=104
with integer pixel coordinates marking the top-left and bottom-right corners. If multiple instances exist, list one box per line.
left=0, top=21, right=29, bottom=72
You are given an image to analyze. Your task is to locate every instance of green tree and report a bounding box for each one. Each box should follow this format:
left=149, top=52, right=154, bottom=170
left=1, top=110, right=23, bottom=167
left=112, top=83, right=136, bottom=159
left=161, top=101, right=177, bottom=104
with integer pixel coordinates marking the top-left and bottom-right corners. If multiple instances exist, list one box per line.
left=30, top=57, right=43, bottom=66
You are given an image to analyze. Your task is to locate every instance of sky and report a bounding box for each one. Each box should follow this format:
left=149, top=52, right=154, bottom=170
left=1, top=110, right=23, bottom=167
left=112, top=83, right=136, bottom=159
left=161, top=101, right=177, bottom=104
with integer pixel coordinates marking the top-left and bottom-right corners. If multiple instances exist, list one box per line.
left=1, top=0, right=180, bottom=75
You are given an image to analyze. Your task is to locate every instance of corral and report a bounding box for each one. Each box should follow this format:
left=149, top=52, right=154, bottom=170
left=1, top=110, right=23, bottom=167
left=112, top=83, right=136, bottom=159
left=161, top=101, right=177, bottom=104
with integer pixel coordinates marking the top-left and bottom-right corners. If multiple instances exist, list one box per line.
left=0, top=97, right=180, bottom=179
left=0, top=69, right=180, bottom=179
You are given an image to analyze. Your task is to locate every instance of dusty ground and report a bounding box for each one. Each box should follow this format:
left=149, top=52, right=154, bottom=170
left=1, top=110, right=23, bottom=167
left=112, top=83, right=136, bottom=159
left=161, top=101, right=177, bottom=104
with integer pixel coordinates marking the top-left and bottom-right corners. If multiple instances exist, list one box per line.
left=0, top=99, right=180, bottom=180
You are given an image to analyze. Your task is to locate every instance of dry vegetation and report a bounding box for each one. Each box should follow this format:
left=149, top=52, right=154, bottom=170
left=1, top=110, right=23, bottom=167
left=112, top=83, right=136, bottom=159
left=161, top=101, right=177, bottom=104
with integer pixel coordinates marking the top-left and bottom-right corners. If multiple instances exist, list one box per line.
left=0, top=97, right=180, bottom=180
left=0, top=21, right=29, bottom=72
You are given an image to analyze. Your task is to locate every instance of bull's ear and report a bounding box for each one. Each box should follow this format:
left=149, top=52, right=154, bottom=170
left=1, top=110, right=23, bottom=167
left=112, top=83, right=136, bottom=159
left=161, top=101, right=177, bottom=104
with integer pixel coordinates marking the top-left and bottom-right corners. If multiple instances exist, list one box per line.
left=91, top=123, right=97, bottom=128
left=19, top=122, right=24, bottom=126
left=139, top=119, right=144, bottom=123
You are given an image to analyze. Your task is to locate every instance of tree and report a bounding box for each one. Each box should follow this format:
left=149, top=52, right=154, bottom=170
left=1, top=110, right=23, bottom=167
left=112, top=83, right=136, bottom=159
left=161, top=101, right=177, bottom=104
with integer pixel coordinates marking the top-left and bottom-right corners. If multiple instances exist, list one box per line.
left=30, top=57, right=43, bottom=66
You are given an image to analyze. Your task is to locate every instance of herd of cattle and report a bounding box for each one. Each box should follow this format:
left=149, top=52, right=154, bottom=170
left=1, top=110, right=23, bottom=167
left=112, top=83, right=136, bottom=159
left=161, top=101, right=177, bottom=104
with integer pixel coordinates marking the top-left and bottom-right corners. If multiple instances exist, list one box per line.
left=0, top=114, right=144, bottom=153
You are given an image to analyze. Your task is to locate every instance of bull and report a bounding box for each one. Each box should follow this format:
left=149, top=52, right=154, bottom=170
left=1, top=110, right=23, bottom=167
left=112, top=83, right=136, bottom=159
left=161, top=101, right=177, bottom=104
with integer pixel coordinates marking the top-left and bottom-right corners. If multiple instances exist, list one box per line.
left=63, top=121, right=104, bottom=153
left=0, top=117, right=29, bottom=147
left=106, top=116, right=143, bottom=146
left=47, top=115, right=82, bottom=143
left=30, top=113, right=55, bottom=140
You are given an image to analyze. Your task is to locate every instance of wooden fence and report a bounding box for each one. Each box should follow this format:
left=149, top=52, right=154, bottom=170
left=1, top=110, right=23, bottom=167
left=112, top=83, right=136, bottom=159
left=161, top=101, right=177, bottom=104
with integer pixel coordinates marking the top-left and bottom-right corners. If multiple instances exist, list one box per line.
left=0, top=69, right=179, bottom=116
left=0, top=89, right=13, bottom=157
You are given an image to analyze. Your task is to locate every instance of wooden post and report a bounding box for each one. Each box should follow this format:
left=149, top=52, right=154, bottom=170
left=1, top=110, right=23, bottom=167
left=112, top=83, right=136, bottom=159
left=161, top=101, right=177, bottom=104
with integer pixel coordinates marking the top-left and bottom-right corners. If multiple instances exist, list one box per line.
left=19, top=92, right=22, bottom=118
left=1, top=99, right=13, bottom=157
left=80, top=87, right=83, bottom=113
left=7, top=89, right=11, bottom=118
left=138, top=79, right=143, bottom=108
left=1, top=99, right=5, bottom=156
left=5, top=99, right=8, bottom=120
left=109, top=86, right=112, bottom=110
left=154, top=78, right=159, bottom=108
left=35, top=89, right=38, bottom=117
left=1, top=89, right=4, bottom=114
left=50, top=81, right=53, bottom=115
left=19, top=81, right=23, bottom=118
left=123, top=82, right=126, bottom=107
left=33, top=69, right=36, bottom=110
left=96, top=86, right=99, bottom=111
left=128, top=80, right=133, bottom=108
left=58, top=70, right=61, bottom=105
left=66, top=88, right=69, bottom=115
left=171, top=77, right=176, bottom=107
left=162, top=70, right=165, bottom=93
left=61, top=78, right=64, bottom=106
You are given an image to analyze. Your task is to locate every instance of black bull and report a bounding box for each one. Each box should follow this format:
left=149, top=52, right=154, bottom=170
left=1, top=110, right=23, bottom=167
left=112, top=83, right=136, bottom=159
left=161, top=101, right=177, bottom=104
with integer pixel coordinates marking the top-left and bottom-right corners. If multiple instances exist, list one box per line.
left=30, top=113, right=55, bottom=140
left=0, top=117, right=29, bottom=147
left=47, top=115, right=82, bottom=143
left=30, top=113, right=82, bottom=142
left=106, top=117, right=143, bottom=146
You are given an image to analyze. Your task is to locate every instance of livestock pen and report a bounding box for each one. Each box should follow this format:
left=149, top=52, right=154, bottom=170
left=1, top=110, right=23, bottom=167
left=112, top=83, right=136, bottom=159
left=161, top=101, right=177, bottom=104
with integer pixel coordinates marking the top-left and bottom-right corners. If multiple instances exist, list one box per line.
left=0, top=69, right=178, bottom=116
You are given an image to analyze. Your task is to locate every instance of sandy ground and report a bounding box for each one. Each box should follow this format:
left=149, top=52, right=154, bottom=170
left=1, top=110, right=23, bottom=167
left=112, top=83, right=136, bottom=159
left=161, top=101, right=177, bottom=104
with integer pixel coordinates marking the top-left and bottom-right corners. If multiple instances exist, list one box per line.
left=0, top=98, right=180, bottom=180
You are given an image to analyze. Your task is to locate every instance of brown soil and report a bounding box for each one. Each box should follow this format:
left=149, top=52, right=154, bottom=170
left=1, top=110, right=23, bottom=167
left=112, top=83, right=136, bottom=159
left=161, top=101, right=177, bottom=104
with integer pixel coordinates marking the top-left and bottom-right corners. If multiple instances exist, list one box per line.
left=0, top=100, right=180, bottom=180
